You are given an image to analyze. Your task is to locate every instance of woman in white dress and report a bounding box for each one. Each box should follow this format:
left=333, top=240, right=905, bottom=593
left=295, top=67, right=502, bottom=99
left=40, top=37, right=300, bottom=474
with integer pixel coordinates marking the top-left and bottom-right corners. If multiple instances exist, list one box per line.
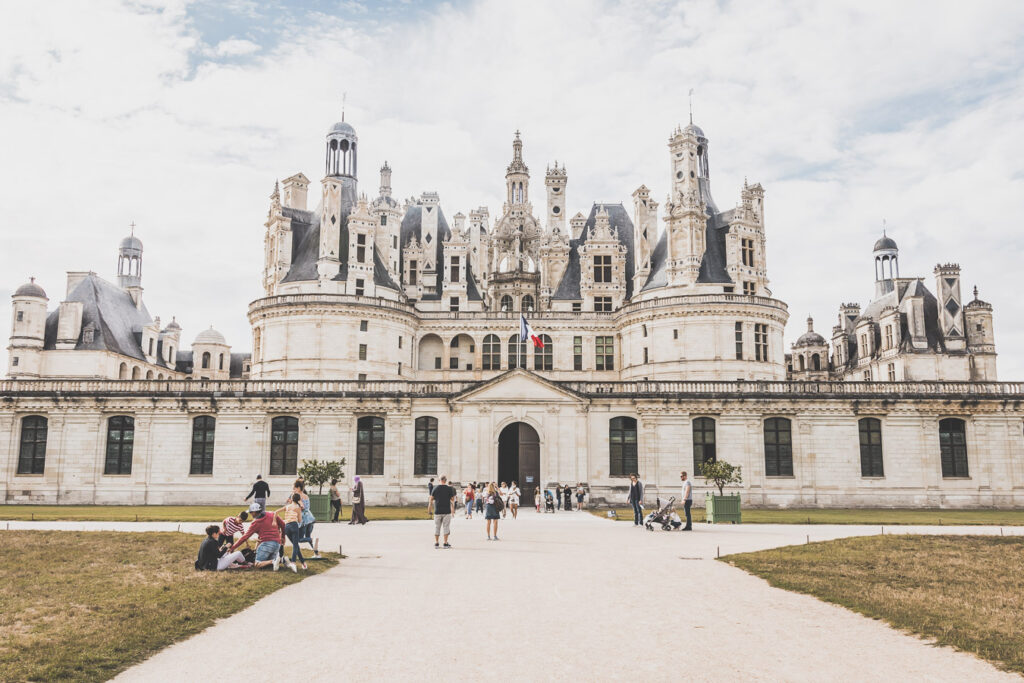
left=507, top=481, right=521, bottom=519
left=499, top=482, right=510, bottom=519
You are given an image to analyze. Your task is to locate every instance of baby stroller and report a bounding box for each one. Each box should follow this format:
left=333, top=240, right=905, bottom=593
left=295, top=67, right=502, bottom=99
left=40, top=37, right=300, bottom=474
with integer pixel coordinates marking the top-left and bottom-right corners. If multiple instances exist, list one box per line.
left=644, top=496, right=683, bottom=531
left=543, top=490, right=556, bottom=513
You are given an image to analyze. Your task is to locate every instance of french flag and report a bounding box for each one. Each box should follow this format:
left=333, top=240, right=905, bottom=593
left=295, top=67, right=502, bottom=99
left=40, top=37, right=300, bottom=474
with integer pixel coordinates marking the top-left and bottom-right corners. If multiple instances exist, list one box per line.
left=520, top=314, right=544, bottom=349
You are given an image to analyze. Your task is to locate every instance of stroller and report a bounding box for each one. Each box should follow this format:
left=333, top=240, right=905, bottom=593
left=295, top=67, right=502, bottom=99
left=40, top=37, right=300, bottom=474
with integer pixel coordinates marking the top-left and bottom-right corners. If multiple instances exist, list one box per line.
left=644, top=496, right=683, bottom=531
left=543, top=490, right=556, bottom=513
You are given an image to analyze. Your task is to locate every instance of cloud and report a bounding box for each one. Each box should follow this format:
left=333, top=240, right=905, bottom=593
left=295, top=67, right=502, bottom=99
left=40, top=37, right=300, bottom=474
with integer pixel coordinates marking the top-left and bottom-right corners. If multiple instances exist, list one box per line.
left=1, top=0, right=1023, bottom=378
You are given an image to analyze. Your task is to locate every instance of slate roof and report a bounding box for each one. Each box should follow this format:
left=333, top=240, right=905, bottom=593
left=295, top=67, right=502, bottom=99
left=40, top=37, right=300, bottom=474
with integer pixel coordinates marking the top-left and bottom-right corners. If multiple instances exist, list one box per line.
left=280, top=202, right=399, bottom=291
left=642, top=177, right=733, bottom=291
left=43, top=273, right=158, bottom=365
left=552, top=203, right=636, bottom=300
left=399, top=204, right=452, bottom=300
left=841, top=279, right=946, bottom=364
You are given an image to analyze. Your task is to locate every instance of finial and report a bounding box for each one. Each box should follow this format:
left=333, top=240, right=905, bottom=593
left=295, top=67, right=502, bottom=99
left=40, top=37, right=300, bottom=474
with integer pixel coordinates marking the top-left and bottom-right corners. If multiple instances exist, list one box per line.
left=515, top=129, right=521, bottom=140
left=807, top=315, right=814, bottom=331
left=342, top=91, right=346, bottom=122
left=973, top=285, right=979, bottom=300
left=688, top=88, right=694, bottom=124
left=882, top=218, right=886, bottom=236
left=30, top=276, right=35, bottom=283
left=129, top=220, right=136, bottom=237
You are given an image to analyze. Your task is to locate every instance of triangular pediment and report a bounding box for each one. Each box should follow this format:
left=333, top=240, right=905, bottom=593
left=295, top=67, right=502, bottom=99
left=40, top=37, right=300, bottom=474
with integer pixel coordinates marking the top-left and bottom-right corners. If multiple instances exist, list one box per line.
left=452, top=369, right=587, bottom=405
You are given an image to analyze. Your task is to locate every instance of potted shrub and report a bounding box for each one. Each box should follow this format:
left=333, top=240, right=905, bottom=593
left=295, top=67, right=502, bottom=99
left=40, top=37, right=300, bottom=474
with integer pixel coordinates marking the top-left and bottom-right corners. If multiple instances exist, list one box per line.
left=298, top=458, right=346, bottom=520
left=700, top=460, right=743, bottom=523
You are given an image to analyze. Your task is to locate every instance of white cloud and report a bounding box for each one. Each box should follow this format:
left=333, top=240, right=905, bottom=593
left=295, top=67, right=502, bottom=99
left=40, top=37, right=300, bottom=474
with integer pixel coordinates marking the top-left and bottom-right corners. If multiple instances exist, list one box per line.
left=1, top=0, right=1023, bottom=377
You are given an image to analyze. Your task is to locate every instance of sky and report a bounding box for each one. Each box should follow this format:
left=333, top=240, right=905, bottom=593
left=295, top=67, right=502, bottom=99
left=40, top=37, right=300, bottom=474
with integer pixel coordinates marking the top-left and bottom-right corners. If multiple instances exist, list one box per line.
left=2, top=0, right=1023, bottom=379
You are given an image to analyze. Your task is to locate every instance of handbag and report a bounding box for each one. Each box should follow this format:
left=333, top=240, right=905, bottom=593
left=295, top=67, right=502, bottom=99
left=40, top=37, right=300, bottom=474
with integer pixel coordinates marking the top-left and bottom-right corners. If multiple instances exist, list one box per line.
left=352, top=496, right=361, bottom=504
left=494, top=495, right=505, bottom=512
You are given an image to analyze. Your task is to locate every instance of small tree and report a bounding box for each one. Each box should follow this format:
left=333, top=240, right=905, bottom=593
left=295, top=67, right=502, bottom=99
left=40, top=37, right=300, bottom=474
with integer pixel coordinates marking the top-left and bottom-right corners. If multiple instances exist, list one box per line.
left=298, top=458, right=346, bottom=494
left=700, top=460, right=742, bottom=496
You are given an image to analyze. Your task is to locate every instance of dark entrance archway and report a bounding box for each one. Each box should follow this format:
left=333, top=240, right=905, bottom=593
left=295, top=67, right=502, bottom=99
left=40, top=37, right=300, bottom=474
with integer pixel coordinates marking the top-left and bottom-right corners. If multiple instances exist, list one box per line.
left=498, top=422, right=540, bottom=505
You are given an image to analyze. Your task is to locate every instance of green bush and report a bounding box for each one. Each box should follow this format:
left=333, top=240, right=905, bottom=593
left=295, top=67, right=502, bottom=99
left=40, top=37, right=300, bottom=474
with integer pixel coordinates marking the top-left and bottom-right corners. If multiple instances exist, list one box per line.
left=297, top=458, right=346, bottom=494
left=701, top=460, right=742, bottom=496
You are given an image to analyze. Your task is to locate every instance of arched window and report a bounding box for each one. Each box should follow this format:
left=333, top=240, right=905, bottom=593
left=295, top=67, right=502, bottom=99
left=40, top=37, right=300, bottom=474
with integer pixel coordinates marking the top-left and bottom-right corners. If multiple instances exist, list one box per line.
left=797, top=355, right=805, bottom=371
left=131, top=366, right=140, bottom=380
left=764, top=418, right=793, bottom=477
left=507, top=334, right=526, bottom=369
left=190, top=416, right=216, bottom=475
left=609, top=416, right=638, bottom=477
left=414, top=416, right=438, bottom=476
left=858, top=417, right=884, bottom=477
left=500, top=295, right=513, bottom=312
left=201, top=352, right=211, bottom=369
left=218, top=353, right=224, bottom=370
left=17, top=415, right=47, bottom=474
left=692, top=417, right=716, bottom=475
left=118, top=363, right=128, bottom=380
left=104, top=416, right=135, bottom=475
left=145, top=370, right=153, bottom=380
left=939, top=418, right=969, bottom=478
left=522, top=295, right=535, bottom=312
left=811, top=353, right=821, bottom=371
left=357, top=416, right=386, bottom=475
left=156, top=373, right=164, bottom=380
left=270, top=416, right=299, bottom=476
left=534, top=335, right=553, bottom=371
left=482, top=334, right=501, bottom=370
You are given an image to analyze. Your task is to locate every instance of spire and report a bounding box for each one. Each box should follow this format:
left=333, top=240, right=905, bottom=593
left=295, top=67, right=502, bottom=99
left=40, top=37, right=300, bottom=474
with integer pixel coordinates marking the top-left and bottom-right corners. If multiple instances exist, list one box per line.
left=688, top=88, right=694, bottom=124
left=807, top=316, right=814, bottom=332
left=973, top=285, right=979, bottom=301
left=341, top=91, right=346, bottom=122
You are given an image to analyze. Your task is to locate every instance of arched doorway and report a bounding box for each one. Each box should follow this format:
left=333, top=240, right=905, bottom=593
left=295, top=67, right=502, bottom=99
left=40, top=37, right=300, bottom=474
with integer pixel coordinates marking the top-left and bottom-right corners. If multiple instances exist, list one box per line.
left=498, top=422, right=540, bottom=505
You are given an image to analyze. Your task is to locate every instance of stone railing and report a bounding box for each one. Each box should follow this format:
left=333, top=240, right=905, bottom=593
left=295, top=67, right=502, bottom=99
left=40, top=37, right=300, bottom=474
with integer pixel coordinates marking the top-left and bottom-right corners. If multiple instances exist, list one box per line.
left=616, top=293, right=788, bottom=316
left=2, top=378, right=1022, bottom=399
left=249, top=294, right=416, bottom=316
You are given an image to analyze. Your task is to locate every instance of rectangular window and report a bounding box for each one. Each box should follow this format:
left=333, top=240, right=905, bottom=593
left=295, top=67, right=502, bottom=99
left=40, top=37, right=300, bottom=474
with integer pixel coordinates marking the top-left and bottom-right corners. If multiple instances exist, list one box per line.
left=357, top=234, right=366, bottom=263
left=692, top=417, right=716, bottom=475
left=863, top=370, right=871, bottom=381
left=12, top=356, right=19, bottom=366
left=356, top=416, right=385, bottom=476
left=450, top=296, right=460, bottom=312
left=885, top=325, right=893, bottom=349
left=398, top=362, right=402, bottom=375
left=573, top=336, right=583, bottom=371
left=858, top=418, right=884, bottom=477
left=16, top=310, right=24, bottom=322
left=735, top=322, right=743, bottom=360
left=398, top=336, right=402, bottom=348
left=754, top=323, right=768, bottom=361
left=17, top=416, right=47, bottom=475
left=269, top=416, right=298, bottom=476
left=939, top=418, right=969, bottom=478
left=190, top=416, right=216, bottom=475
left=359, top=344, right=367, bottom=360
left=104, top=416, right=135, bottom=475
left=572, top=302, right=582, bottom=312
left=673, top=329, right=678, bottom=340
left=860, top=333, right=868, bottom=356
left=643, top=347, right=648, bottom=364
left=381, top=215, right=387, bottom=225
left=594, top=296, right=612, bottom=312
left=392, top=235, right=397, bottom=248
left=450, top=256, right=460, bottom=283
left=741, top=238, right=755, bottom=267
left=434, top=356, right=441, bottom=369
left=743, top=281, right=756, bottom=296
left=355, top=279, right=365, bottom=296
left=409, top=260, right=418, bottom=286
left=595, top=336, right=614, bottom=371
left=414, top=416, right=438, bottom=476
left=594, top=254, right=612, bottom=283
left=763, top=417, right=793, bottom=477
left=358, top=373, right=367, bottom=381
left=148, top=338, right=154, bottom=355
left=360, top=320, right=368, bottom=332
left=609, top=416, right=638, bottom=477
left=887, top=363, right=896, bottom=381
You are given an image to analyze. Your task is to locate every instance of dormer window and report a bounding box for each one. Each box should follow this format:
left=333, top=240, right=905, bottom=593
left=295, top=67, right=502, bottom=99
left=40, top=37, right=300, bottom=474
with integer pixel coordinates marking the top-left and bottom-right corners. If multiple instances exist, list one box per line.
left=594, top=255, right=612, bottom=283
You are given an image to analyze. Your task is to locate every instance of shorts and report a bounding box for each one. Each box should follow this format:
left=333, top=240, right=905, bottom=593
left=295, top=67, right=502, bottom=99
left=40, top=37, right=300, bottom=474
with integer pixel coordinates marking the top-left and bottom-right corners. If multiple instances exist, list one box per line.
left=433, top=513, right=452, bottom=536
left=255, top=541, right=281, bottom=562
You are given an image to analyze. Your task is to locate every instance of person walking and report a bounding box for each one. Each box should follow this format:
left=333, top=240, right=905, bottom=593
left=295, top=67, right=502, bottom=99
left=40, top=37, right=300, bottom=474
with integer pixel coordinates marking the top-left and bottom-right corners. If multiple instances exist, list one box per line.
left=244, top=474, right=270, bottom=512
left=483, top=483, right=503, bottom=540
left=429, top=475, right=457, bottom=549
left=554, top=483, right=561, bottom=511
left=329, top=479, right=342, bottom=522
left=499, top=482, right=509, bottom=519
left=295, top=481, right=320, bottom=558
left=627, top=474, right=644, bottom=526
left=475, top=483, right=485, bottom=515
left=463, top=483, right=475, bottom=518
left=576, top=483, right=586, bottom=511
left=230, top=502, right=286, bottom=571
left=349, top=476, right=368, bottom=525
left=277, top=493, right=306, bottom=571
left=507, top=481, right=521, bottom=519
left=680, top=471, right=693, bottom=531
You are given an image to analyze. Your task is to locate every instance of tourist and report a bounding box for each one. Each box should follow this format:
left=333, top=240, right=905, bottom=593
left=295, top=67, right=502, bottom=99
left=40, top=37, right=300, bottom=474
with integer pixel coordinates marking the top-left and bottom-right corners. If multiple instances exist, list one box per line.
left=508, top=481, right=521, bottom=519
left=428, top=477, right=435, bottom=498
left=277, top=492, right=306, bottom=571
left=230, top=503, right=287, bottom=570
left=464, top=482, right=475, bottom=518
left=218, top=510, right=249, bottom=547
left=475, top=483, right=485, bottom=515
left=329, top=478, right=342, bottom=523
left=244, top=474, right=270, bottom=511
left=350, top=476, right=368, bottom=525
left=576, top=483, right=586, bottom=511
left=628, top=474, right=644, bottom=526
left=499, top=481, right=509, bottom=518
left=429, top=475, right=457, bottom=549
left=483, top=483, right=503, bottom=540
left=196, top=525, right=249, bottom=571
left=295, top=480, right=320, bottom=558
left=563, top=484, right=572, bottom=511
left=534, top=487, right=542, bottom=513
left=680, top=471, right=693, bottom=531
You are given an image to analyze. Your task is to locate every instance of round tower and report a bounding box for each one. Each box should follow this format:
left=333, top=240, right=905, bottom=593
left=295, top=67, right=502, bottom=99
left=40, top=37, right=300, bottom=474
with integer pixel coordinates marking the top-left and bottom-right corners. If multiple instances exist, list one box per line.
left=326, top=120, right=358, bottom=178
left=191, top=326, right=231, bottom=380
left=873, top=232, right=898, bottom=296
left=8, top=277, right=48, bottom=378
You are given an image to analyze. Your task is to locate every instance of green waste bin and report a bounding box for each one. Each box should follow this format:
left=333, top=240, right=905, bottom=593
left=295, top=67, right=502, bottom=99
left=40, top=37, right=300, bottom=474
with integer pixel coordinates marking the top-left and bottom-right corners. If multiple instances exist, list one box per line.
left=705, top=492, right=742, bottom=523
left=308, top=494, right=332, bottom=521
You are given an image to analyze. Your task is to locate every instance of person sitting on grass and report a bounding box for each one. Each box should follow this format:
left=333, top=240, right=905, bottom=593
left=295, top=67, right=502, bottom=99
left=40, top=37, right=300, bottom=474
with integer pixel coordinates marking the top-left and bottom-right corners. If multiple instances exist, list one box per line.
left=218, top=510, right=249, bottom=547
left=196, top=525, right=249, bottom=571
left=229, top=503, right=288, bottom=571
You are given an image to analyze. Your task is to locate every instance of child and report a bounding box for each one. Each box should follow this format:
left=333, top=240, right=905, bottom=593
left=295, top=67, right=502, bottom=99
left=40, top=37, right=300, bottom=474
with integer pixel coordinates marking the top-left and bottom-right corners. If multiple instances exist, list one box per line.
left=534, top=488, right=542, bottom=512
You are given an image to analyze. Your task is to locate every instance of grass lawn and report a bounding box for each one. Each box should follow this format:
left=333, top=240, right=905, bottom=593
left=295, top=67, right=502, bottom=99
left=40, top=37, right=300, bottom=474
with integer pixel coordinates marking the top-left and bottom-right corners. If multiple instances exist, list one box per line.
left=589, top=506, right=1024, bottom=525
left=0, top=504, right=433, bottom=522
left=0, top=530, right=338, bottom=682
left=724, top=535, right=1024, bottom=674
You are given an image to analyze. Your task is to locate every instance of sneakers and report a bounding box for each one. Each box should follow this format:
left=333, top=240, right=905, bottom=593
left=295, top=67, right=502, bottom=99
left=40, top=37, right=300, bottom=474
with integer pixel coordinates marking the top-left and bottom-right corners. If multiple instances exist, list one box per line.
left=291, top=561, right=298, bottom=573
left=435, top=542, right=440, bottom=549
left=314, top=538, right=319, bottom=555
left=493, top=536, right=500, bottom=541
left=443, top=543, right=452, bottom=549
left=272, top=554, right=281, bottom=572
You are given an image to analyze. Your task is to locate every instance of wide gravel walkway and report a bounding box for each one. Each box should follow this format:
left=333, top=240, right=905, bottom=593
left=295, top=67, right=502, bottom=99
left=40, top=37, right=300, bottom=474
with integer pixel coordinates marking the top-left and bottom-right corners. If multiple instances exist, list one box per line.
left=10, top=513, right=1019, bottom=681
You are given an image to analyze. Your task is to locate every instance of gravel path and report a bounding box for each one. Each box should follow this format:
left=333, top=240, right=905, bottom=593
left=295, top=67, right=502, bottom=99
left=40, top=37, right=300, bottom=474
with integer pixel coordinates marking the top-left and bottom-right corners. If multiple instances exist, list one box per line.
left=10, top=515, right=1019, bottom=681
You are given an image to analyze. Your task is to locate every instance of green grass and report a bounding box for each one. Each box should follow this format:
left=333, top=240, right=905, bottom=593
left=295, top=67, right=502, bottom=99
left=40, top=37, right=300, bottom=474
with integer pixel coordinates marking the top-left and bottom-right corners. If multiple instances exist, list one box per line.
left=724, top=535, right=1024, bottom=674
left=589, top=506, right=1024, bottom=525
left=0, top=504, right=433, bottom=522
left=0, top=530, right=338, bottom=682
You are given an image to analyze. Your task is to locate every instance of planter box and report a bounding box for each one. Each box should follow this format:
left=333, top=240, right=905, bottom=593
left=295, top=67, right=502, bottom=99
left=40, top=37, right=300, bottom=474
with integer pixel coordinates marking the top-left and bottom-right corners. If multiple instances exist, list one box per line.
left=308, top=493, right=332, bottom=520
left=705, top=492, right=742, bottom=524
